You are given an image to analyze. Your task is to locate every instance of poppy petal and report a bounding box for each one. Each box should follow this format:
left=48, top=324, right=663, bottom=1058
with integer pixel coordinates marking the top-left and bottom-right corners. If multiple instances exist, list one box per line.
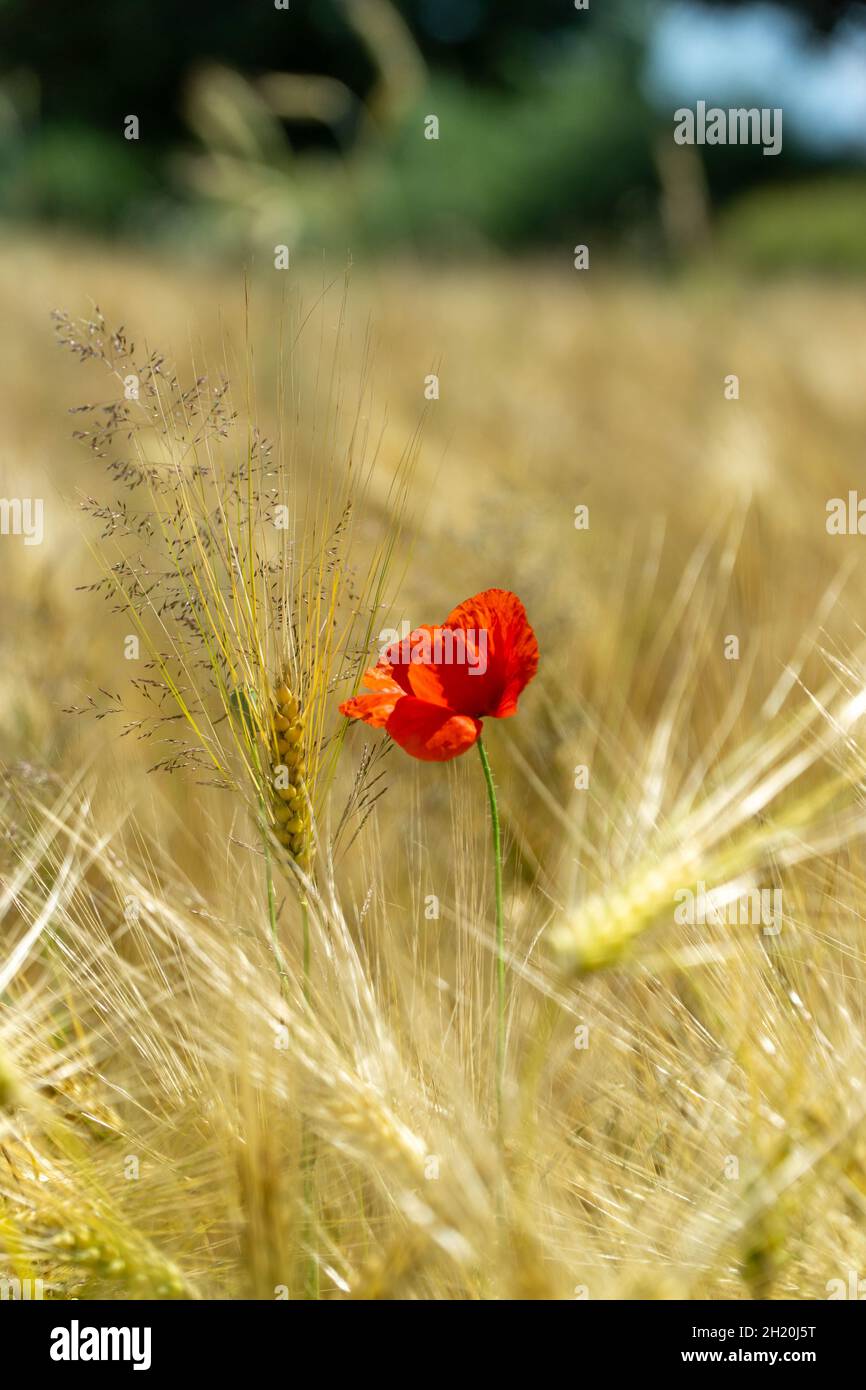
left=383, top=626, right=452, bottom=707
left=440, top=588, right=539, bottom=719
left=361, top=662, right=408, bottom=696
left=386, top=697, right=481, bottom=762
left=339, top=688, right=403, bottom=729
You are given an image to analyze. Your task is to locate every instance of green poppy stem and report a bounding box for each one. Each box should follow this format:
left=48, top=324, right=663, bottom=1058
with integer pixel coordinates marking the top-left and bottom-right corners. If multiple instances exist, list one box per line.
left=476, top=736, right=506, bottom=1129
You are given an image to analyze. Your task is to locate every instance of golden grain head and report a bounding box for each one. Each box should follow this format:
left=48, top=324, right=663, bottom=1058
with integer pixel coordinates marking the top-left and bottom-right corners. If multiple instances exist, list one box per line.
left=266, top=678, right=310, bottom=869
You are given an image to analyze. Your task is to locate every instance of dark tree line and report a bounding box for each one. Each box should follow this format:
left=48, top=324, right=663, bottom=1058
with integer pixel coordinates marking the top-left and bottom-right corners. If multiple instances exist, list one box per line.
left=0, top=0, right=858, bottom=144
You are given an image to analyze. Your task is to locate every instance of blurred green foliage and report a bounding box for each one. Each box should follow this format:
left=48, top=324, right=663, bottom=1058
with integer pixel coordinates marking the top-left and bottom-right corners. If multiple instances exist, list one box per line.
left=719, top=178, right=866, bottom=272
left=0, top=126, right=159, bottom=230
left=323, top=58, right=658, bottom=253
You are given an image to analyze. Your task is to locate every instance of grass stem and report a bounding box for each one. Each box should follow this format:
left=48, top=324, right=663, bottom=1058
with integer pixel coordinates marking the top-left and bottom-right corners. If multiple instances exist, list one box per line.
left=299, top=894, right=319, bottom=1298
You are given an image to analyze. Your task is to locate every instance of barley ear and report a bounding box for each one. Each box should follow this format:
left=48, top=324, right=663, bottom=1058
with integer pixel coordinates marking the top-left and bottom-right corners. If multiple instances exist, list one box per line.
left=269, top=680, right=312, bottom=871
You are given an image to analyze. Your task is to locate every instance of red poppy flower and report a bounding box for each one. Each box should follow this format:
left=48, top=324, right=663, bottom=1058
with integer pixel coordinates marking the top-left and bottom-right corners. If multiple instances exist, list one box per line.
left=340, top=588, right=538, bottom=761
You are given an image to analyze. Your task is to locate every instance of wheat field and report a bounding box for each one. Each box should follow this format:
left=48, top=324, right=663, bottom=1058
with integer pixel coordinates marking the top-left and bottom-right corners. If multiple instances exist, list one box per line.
left=2, top=233, right=866, bottom=1300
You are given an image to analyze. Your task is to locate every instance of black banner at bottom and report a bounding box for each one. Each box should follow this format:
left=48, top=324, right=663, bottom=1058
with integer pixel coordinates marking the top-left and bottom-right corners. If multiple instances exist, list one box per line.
left=2, top=1297, right=861, bottom=1375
